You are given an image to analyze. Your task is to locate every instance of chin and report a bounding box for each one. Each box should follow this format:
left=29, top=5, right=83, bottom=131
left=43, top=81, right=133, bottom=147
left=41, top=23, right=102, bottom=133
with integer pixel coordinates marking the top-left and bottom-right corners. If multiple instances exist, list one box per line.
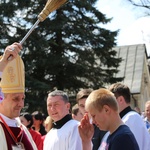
left=97, top=125, right=105, bottom=131
left=14, top=112, right=21, bottom=118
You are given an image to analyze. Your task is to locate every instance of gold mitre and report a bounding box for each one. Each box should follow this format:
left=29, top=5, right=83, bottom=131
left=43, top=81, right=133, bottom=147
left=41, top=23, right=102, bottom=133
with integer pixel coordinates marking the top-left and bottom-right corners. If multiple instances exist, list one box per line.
left=0, top=55, right=25, bottom=93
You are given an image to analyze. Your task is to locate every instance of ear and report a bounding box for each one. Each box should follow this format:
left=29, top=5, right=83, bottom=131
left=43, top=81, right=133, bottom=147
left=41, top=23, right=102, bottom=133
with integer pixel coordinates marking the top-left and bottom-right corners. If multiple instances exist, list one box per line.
left=103, top=105, right=110, bottom=113
left=118, top=96, right=124, bottom=104
left=66, top=103, right=70, bottom=110
left=27, top=120, right=31, bottom=126
left=72, top=114, right=75, bottom=119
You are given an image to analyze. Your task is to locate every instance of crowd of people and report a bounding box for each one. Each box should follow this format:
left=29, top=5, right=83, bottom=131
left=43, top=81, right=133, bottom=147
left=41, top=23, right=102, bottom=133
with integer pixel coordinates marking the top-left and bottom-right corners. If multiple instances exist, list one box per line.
left=0, top=43, right=150, bottom=150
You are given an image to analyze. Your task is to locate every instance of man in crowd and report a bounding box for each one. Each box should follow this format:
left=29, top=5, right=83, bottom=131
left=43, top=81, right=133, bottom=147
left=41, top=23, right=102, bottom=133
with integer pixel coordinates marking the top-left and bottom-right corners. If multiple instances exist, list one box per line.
left=72, top=103, right=83, bottom=122
left=144, top=100, right=150, bottom=133
left=78, top=88, right=139, bottom=150
left=109, top=82, right=150, bottom=150
left=76, top=89, right=107, bottom=150
left=0, top=43, right=37, bottom=149
left=44, top=90, right=82, bottom=150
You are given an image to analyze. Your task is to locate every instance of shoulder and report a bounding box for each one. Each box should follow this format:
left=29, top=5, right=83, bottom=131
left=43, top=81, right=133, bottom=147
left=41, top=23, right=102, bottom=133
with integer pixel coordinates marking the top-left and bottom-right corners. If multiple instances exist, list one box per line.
left=114, top=125, right=131, bottom=134
left=66, top=119, right=80, bottom=126
left=29, top=129, right=42, bottom=137
left=109, top=125, right=139, bottom=150
left=108, top=125, right=135, bottom=142
left=122, top=111, right=143, bottom=123
left=123, top=111, right=139, bottom=117
left=60, top=119, right=80, bottom=131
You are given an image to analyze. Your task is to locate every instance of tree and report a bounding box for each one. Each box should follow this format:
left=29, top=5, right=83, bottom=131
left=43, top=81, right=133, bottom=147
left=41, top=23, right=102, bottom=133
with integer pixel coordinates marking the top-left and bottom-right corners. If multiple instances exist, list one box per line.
left=0, top=0, right=122, bottom=113
left=127, top=0, right=150, bottom=15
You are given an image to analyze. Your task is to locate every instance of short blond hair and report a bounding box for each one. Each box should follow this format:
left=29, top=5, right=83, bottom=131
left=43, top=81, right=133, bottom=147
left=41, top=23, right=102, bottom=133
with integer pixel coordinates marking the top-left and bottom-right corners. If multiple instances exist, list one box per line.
left=145, top=100, right=150, bottom=106
left=85, top=88, right=118, bottom=112
left=44, top=116, right=53, bottom=132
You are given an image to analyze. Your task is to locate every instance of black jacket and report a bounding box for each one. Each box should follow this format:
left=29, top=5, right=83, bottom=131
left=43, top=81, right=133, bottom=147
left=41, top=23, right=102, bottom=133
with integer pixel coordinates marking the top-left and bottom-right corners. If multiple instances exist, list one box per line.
left=92, top=125, right=107, bottom=150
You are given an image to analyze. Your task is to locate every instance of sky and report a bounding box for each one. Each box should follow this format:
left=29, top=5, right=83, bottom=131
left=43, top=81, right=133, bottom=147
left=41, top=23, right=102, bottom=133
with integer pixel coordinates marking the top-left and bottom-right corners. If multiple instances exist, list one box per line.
left=95, top=0, right=150, bottom=55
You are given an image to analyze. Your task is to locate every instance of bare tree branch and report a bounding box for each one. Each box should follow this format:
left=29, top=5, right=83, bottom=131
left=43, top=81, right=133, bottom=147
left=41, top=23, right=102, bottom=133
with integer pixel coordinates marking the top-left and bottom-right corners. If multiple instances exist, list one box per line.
left=128, top=0, right=150, bottom=9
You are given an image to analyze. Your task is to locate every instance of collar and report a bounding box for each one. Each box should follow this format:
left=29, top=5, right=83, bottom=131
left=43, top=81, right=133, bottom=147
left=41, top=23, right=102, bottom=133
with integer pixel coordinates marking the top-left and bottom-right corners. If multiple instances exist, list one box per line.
left=53, top=114, right=72, bottom=129
left=144, top=117, right=150, bottom=123
left=119, top=106, right=133, bottom=118
left=0, top=113, right=20, bottom=127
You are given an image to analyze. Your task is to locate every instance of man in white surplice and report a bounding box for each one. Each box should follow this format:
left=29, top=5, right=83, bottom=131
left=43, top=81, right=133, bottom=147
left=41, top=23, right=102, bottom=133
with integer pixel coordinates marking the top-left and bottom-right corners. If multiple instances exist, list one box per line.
left=44, top=90, right=82, bottom=150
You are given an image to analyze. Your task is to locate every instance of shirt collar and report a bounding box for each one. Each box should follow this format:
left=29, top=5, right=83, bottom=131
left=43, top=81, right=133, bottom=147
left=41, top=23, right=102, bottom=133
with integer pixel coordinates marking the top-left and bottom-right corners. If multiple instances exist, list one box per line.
left=119, top=106, right=133, bottom=118
left=144, top=117, right=150, bottom=123
left=53, top=114, right=72, bottom=129
left=0, top=113, right=20, bottom=127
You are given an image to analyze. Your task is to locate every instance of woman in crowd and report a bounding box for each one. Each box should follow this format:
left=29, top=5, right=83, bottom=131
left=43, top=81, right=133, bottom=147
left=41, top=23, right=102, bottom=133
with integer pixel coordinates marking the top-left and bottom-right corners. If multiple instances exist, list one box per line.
left=32, top=111, right=47, bottom=136
left=20, top=112, right=43, bottom=150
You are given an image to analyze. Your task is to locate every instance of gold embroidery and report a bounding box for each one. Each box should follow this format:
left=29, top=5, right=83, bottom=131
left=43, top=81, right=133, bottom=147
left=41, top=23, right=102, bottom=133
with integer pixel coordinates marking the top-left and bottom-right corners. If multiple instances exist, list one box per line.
left=6, top=66, right=16, bottom=83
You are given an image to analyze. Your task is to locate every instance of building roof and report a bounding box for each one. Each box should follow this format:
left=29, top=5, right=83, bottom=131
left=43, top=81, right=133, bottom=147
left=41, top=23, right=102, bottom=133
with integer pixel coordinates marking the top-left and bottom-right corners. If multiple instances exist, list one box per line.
left=113, top=44, right=147, bottom=94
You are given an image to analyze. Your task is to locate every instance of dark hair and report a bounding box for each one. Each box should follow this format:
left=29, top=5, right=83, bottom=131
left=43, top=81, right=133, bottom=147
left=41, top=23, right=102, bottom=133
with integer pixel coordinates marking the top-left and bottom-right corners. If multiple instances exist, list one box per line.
left=76, top=89, right=92, bottom=103
left=31, top=111, right=44, bottom=121
left=109, top=82, right=131, bottom=103
left=20, top=112, right=33, bottom=128
left=72, top=104, right=79, bottom=115
left=48, top=90, right=69, bottom=103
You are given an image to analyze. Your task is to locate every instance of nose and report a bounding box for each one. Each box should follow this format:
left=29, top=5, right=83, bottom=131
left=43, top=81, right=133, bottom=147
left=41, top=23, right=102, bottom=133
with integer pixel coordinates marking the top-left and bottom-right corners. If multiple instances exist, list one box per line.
left=18, top=99, right=24, bottom=108
left=50, top=105, right=56, bottom=111
left=92, top=118, right=96, bottom=124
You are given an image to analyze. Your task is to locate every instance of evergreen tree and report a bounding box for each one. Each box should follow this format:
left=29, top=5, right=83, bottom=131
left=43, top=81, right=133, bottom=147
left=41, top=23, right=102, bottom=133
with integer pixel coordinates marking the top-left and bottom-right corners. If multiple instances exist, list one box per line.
left=0, top=0, right=122, bottom=113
